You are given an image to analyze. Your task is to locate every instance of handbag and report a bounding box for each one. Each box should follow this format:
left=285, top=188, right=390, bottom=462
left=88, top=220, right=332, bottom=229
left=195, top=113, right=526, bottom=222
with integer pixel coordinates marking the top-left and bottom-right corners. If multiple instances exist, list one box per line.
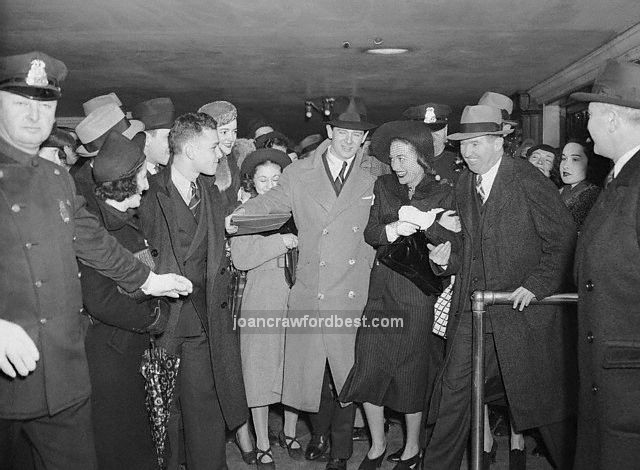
left=377, top=231, right=443, bottom=295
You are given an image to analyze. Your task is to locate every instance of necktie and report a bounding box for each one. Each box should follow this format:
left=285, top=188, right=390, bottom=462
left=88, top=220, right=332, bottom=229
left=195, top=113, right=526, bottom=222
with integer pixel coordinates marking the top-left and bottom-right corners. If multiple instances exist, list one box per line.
left=433, top=276, right=454, bottom=338
left=334, top=161, right=348, bottom=194
left=476, top=174, right=486, bottom=203
left=189, top=181, right=201, bottom=218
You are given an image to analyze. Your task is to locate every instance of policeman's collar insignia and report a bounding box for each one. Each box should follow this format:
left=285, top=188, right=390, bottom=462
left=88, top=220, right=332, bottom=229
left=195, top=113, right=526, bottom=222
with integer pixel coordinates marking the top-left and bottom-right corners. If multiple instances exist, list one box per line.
left=423, top=107, right=437, bottom=124
left=25, top=59, right=48, bottom=87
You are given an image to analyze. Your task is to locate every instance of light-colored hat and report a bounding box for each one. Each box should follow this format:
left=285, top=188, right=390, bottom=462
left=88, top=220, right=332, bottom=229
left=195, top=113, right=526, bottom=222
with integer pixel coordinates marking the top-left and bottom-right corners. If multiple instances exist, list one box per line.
left=296, top=134, right=323, bottom=154
left=571, top=59, right=640, bottom=109
left=75, top=103, right=144, bottom=156
left=83, top=92, right=123, bottom=116
left=447, top=105, right=514, bottom=141
left=198, top=100, right=237, bottom=125
left=478, top=92, right=518, bottom=127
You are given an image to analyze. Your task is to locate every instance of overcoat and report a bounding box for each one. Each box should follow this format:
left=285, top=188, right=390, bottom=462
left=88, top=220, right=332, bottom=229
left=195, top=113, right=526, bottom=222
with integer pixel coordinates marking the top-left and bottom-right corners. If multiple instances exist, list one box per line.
left=433, top=156, right=577, bottom=431
left=573, top=149, right=640, bottom=469
left=230, top=233, right=290, bottom=407
left=0, top=136, right=148, bottom=419
left=241, top=139, right=376, bottom=412
left=138, top=167, right=248, bottom=429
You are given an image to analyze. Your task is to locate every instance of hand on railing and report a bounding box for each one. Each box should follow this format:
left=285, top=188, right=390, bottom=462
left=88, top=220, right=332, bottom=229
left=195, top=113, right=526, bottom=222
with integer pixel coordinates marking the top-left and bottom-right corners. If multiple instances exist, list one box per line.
left=508, top=286, right=536, bottom=311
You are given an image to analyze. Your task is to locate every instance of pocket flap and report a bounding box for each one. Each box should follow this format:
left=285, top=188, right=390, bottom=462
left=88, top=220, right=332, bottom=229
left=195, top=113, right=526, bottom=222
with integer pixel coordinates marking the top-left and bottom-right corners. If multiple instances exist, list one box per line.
left=602, top=341, right=640, bottom=369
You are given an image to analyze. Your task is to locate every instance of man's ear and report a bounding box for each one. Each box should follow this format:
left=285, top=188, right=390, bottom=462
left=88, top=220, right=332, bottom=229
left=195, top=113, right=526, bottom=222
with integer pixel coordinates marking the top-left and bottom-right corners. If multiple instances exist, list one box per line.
left=495, top=136, right=504, bottom=151
left=184, top=141, right=195, bottom=160
left=326, top=125, right=333, bottom=140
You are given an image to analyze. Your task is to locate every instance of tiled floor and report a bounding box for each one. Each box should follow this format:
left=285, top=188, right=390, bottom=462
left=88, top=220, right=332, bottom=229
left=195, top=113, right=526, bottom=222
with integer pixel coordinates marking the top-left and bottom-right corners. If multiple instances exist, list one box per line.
left=225, top=410, right=555, bottom=470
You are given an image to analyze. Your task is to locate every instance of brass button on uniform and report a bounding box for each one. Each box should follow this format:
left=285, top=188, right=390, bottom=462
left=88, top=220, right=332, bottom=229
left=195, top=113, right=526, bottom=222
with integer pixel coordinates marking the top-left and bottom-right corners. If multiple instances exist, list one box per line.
left=25, top=242, right=33, bottom=249
left=34, top=280, right=43, bottom=288
left=348, top=259, right=356, bottom=265
left=39, top=318, right=47, bottom=324
left=11, top=204, right=21, bottom=213
left=319, top=261, right=326, bottom=267
left=317, top=293, right=324, bottom=300
left=322, top=228, right=329, bottom=235
left=586, top=332, right=594, bottom=343
left=347, top=290, right=356, bottom=299
left=54, top=169, right=61, bottom=175
left=591, top=384, right=599, bottom=394
left=585, top=280, right=594, bottom=292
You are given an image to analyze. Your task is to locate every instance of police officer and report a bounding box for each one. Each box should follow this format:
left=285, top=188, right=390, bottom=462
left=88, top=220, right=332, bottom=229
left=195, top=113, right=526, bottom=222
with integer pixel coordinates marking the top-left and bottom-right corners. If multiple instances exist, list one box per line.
left=0, top=51, right=191, bottom=469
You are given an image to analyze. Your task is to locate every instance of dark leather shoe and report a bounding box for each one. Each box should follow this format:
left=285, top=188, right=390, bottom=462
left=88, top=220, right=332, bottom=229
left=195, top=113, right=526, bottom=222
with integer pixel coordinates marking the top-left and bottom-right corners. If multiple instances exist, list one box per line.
left=326, top=457, right=348, bottom=470
left=358, top=447, right=386, bottom=469
left=509, top=448, right=526, bottom=470
left=352, top=426, right=369, bottom=441
left=392, top=452, right=421, bottom=470
left=305, top=434, right=330, bottom=461
left=482, top=440, right=498, bottom=470
left=277, top=430, right=304, bottom=461
left=387, top=446, right=403, bottom=463
left=234, top=434, right=257, bottom=464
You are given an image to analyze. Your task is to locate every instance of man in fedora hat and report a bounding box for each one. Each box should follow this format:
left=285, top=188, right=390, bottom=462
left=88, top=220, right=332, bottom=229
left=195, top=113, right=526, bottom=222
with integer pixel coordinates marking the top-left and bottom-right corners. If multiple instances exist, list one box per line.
left=422, top=104, right=576, bottom=469
left=402, top=102, right=464, bottom=185
left=570, top=59, right=640, bottom=468
left=0, top=51, right=191, bottom=468
left=132, top=97, right=175, bottom=175
left=227, top=96, right=377, bottom=470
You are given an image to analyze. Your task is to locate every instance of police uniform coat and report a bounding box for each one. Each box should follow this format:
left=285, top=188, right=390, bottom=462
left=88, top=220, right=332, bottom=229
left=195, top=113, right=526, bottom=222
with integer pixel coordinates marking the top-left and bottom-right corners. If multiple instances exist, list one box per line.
left=241, top=139, right=376, bottom=412
left=433, top=156, right=577, bottom=431
left=0, top=137, right=149, bottom=420
left=138, top=168, right=248, bottom=429
left=573, top=149, right=640, bottom=469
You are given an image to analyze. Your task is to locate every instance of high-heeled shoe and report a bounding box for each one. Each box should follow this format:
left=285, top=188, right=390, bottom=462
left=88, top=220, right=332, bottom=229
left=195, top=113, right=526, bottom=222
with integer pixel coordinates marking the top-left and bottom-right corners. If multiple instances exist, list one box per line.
left=234, top=433, right=257, bottom=465
left=392, top=451, right=421, bottom=470
left=509, top=447, right=526, bottom=470
left=482, top=440, right=498, bottom=470
left=387, top=446, right=404, bottom=463
left=358, top=446, right=386, bottom=470
left=277, top=430, right=304, bottom=461
left=256, top=446, right=276, bottom=469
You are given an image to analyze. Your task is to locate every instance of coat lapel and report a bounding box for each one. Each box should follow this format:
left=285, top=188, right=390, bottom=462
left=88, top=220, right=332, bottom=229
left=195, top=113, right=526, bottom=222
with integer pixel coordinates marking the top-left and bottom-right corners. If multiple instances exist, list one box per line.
left=184, top=178, right=209, bottom=261
left=481, top=157, right=515, bottom=230
left=327, top=153, right=375, bottom=220
left=156, top=169, right=186, bottom=273
left=299, top=150, right=338, bottom=214
left=456, top=170, right=474, bottom=236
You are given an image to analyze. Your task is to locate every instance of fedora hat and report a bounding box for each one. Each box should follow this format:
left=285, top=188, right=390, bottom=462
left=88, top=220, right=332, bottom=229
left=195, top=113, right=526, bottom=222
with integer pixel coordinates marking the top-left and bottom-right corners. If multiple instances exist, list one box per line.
left=328, top=96, right=376, bottom=131
left=447, top=105, right=514, bottom=141
left=571, top=59, right=640, bottom=109
left=133, top=97, right=175, bottom=130
left=240, top=148, right=291, bottom=176
left=402, top=103, right=451, bottom=128
left=295, top=133, right=323, bottom=154
left=370, top=120, right=434, bottom=165
left=83, top=93, right=122, bottom=116
left=477, top=92, right=518, bottom=127
left=0, top=51, right=67, bottom=101
left=76, top=103, right=144, bottom=157
left=93, top=131, right=146, bottom=184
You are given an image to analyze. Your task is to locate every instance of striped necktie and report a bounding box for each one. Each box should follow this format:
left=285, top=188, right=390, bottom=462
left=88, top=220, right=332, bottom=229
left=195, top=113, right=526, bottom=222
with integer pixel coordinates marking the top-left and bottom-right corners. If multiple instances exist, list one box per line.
left=334, top=161, right=348, bottom=194
left=189, top=181, right=201, bottom=218
left=476, top=174, right=486, bottom=203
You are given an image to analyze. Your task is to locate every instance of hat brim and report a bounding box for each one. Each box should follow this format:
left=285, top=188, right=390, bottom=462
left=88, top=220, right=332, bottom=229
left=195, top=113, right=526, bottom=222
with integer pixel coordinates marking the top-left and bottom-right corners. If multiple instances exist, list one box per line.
left=1, top=85, right=60, bottom=101
left=76, top=145, right=98, bottom=158
left=447, top=129, right=513, bottom=141
left=240, top=151, right=292, bottom=176
left=122, top=120, right=145, bottom=139
left=570, top=92, right=640, bottom=110
left=328, top=119, right=377, bottom=131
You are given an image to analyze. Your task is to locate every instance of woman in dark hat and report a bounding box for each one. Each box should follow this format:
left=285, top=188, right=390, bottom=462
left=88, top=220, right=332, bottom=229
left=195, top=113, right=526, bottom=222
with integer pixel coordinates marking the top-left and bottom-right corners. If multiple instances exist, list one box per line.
left=340, top=121, right=458, bottom=470
left=527, top=144, right=562, bottom=188
left=80, top=131, right=168, bottom=470
left=230, top=148, right=303, bottom=469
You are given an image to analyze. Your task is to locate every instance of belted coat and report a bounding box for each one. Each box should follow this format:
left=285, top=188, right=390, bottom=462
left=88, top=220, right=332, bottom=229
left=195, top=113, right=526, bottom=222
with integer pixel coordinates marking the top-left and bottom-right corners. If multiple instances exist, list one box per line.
left=241, top=140, right=376, bottom=412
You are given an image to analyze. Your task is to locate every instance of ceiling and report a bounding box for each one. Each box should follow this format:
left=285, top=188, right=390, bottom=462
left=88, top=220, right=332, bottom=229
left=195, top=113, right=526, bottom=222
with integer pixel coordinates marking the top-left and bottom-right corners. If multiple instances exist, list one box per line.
left=2, top=0, right=640, bottom=141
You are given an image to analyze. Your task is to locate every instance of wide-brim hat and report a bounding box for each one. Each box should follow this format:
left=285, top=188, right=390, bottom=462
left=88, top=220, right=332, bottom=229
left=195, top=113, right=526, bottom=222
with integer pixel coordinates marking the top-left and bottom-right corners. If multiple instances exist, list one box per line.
left=369, top=120, right=434, bottom=165
left=571, top=59, right=640, bottom=109
left=254, top=130, right=289, bottom=149
left=0, top=51, right=67, bottom=101
left=133, top=97, right=175, bottom=130
left=240, top=148, right=291, bottom=176
left=477, top=91, right=518, bottom=127
left=93, top=130, right=146, bottom=184
left=83, top=93, right=122, bottom=116
left=295, top=133, right=323, bottom=154
left=447, top=105, right=514, bottom=141
left=328, top=96, right=376, bottom=131
left=402, top=103, right=451, bottom=128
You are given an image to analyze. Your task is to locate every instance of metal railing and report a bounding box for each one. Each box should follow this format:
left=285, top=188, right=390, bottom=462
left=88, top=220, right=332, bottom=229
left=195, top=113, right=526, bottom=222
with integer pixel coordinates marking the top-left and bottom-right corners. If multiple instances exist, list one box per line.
left=470, top=291, right=578, bottom=470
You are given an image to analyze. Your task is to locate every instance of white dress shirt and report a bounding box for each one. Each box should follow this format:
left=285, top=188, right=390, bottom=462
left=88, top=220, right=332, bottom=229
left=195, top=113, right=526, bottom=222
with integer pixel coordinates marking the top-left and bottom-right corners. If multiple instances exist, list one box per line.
left=326, top=147, right=355, bottom=180
left=171, top=165, right=195, bottom=205
left=477, top=157, right=502, bottom=201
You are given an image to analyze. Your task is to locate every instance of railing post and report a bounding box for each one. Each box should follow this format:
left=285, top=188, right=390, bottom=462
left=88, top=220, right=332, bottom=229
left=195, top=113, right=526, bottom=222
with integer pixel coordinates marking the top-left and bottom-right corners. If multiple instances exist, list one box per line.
left=470, top=291, right=488, bottom=470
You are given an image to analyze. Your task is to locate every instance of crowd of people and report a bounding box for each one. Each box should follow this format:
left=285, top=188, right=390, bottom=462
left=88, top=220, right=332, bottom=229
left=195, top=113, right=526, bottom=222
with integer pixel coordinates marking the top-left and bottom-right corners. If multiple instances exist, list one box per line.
left=1, top=50, right=639, bottom=470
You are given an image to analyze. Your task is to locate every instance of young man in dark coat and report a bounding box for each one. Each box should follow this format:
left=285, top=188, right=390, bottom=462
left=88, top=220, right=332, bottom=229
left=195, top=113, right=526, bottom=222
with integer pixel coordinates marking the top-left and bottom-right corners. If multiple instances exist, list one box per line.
left=0, top=51, right=190, bottom=469
left=138, top=112, right=247, bottom=470
left=570, top=59, right=640, bottom=469
left=422, top=105, right=577, bottom=470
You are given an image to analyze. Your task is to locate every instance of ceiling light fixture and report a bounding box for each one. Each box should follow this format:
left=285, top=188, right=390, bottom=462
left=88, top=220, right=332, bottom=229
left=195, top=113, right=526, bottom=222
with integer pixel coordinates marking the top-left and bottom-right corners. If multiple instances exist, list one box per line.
left=365, top=47, right=409, bottom=55
left=305, top=97, right=335, bottom=121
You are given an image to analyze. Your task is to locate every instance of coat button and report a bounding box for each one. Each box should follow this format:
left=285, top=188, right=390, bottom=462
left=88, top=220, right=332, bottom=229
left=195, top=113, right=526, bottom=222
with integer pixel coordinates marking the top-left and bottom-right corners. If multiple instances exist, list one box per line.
left=72, top=235, right=77, bottom=241
left=585, top=280, right=594, bottom=291
left=220, top=301, right=228, bottom=309
left=348, top=259, right=356, bottom=265
left=34, top=280, right=43, bottom=288
left=54, top=169, right=61, bottom=175
left=586, top=332, right=594, bottom=343
left=352, top=226, right=359, bottom=232
left=322, top=228, right=329, bottom=235
left=151, top=249, right=159, bottom=257
left=591, top=384, right=599, bottom=394
left=11, top=204, right=20, bottom=213
left=317, top=293, right=324, bottom=300
left=348, top=290, right=356, bottom=298
left=25, top=242, right=33, bottom=249
left=319, top=261, right=326, bottom=267
left=39, top=318, right=47, bottom=324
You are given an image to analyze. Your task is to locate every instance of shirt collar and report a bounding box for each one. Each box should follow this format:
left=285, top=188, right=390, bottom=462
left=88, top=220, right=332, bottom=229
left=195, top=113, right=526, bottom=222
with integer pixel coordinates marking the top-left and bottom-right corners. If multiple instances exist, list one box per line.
left=478, top=156, right=502, bottom=197
left=614, top=144, right=640, bottom=178
left=170, top=164, right=196, bottom=204
left=326, top=147, right=355, bottom=178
